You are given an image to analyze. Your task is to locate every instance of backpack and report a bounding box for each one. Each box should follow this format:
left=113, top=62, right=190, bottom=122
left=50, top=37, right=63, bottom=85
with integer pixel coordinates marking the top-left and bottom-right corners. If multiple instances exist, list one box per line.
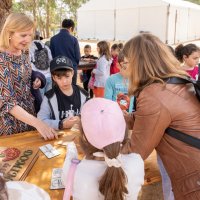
left=165, top=75, right=200, bottom=149
left=33, top=42, right=49, bottom=70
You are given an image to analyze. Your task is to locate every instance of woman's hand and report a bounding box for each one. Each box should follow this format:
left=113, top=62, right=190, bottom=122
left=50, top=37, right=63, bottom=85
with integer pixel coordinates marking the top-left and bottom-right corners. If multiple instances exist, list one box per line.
left=33, top=78, right=41, bottom=89
left=35, top=119, right=58, bottom=140
left=122, top=110, right=134, bottom=130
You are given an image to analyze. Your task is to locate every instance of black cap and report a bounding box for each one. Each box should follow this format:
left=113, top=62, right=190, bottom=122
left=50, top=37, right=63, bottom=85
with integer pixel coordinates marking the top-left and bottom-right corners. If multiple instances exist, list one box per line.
left=50, top=56, right=74, bottom=73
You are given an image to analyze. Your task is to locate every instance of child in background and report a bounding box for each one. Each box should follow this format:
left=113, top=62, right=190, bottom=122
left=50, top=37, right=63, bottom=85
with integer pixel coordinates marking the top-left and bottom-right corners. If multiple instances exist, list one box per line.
left=62, top=98, right=144, bottom=200
left=92, top=41, right=112, bottom=97
left=110, top=44, right=120, bottom=75
left=81, top=45, right=98, bottom=98
left=105, top=51, right=134, bottom=112
left=175, top=43, right=200, bottom=80
left=37, top=56, right=88, bottom=130
left=118, top=43, right=124, bottom=52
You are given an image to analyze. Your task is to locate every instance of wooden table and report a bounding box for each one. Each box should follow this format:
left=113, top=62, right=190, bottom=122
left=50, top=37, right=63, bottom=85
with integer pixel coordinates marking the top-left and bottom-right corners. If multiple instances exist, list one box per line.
left=0, top=130, right=161, bottom=199
left=0, top=130, right=81, bottom=200
left=78, top=61, right=96, bottom=70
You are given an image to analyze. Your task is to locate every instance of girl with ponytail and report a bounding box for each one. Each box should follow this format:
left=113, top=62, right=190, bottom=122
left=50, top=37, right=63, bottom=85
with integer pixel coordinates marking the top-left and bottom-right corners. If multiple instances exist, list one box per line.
left=63, top=98, right=144, bottom=200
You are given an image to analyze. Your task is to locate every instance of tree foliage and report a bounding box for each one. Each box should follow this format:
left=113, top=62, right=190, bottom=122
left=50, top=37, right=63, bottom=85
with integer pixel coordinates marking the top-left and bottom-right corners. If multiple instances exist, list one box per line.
left=0, top=0, right=12, bottom=30
left=11, top=0, right=89, bottom=38
left=185, top=0, right=200, bottom=4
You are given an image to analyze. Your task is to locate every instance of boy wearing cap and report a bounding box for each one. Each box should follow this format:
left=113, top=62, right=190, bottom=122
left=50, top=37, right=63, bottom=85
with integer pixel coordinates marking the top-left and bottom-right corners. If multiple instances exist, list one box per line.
left=37, top=56, right=88, bottom=130
left=62, top=98, right=144, bottom=200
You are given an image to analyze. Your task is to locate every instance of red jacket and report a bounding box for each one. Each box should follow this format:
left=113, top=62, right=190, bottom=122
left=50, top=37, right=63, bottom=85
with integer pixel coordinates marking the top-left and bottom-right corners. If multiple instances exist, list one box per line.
left=110, top=55, right=119, bottom=75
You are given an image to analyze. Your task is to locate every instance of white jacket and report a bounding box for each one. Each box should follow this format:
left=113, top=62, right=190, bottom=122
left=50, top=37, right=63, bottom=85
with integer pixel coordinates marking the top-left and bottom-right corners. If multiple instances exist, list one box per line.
left=92, top=55, right=112, bottom=87
left=62, top=143, right=144, bottom=200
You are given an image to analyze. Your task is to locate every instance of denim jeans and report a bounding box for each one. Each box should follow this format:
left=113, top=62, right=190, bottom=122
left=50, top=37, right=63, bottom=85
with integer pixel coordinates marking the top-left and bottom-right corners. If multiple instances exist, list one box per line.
left=157, top=154, right=174, bottom=200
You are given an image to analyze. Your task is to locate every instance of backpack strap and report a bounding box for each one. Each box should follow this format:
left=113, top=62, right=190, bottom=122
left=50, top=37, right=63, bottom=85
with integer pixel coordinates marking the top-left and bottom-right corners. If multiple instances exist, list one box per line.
left=76, top=85, right=90, bottom=101
left=166, top=76, right=200, bottom=101
left=34, top=41, right=43, bottom=50
left=166, top=76, right=194, bottom=84
left=165, top=128, right=200, bottom=150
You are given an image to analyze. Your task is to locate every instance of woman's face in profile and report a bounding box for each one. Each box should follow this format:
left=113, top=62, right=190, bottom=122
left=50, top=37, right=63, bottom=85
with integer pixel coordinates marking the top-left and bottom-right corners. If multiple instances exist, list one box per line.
left=9, top=28, right=33, bottom=51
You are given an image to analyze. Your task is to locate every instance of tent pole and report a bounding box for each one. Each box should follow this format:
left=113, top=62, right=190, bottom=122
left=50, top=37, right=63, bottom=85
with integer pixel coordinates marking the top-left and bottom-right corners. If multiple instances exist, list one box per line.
left=165, top=4, right=170, bottom=44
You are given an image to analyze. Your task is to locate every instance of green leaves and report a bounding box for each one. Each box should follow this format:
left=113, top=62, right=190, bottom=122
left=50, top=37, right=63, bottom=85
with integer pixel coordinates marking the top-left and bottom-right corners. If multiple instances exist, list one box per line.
left=11, top=0, right=89, bottom=38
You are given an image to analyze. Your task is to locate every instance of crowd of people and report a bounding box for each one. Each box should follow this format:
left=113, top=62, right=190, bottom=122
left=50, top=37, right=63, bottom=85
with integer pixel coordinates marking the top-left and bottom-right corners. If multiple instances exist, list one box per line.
left=0, top=12, right=200, bottom=200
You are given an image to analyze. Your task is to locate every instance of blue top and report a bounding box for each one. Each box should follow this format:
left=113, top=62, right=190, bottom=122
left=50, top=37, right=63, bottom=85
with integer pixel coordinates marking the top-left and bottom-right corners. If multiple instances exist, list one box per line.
left=50, top=29, right=80, bottom=69
left=105, top=73, right=128, bottom=101
left=105, top=73, right=135, bottom=112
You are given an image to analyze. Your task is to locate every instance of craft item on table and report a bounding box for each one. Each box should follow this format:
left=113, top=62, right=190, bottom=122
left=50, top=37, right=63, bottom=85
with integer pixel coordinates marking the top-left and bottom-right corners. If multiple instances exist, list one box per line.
left=50, top=168, right=65, bottom=190
left=39, top=144, right=60, bottom=159
left=0, top=147, right=39, bottom=181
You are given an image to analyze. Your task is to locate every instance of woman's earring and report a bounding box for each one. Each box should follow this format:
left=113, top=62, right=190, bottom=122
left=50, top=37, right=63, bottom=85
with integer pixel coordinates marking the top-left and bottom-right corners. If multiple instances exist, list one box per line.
left=9, top=37, right=11, bottom=40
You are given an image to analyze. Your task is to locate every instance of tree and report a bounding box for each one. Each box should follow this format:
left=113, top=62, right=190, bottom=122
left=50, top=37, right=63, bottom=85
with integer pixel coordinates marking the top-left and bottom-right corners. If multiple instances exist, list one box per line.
left=0, top=0, right=12, bottom=30
left=185, top=0, right=200, bottom=4
left=63, top=0, right=89, bottom=21
left=11, top=0, right=89, bottom=38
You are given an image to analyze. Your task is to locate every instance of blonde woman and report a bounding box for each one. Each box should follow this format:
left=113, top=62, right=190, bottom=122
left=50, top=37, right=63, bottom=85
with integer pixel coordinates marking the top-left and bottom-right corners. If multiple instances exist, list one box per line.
left=0, top=13, right=57, bottom=140
left=123, top=33, right=200, bottom=200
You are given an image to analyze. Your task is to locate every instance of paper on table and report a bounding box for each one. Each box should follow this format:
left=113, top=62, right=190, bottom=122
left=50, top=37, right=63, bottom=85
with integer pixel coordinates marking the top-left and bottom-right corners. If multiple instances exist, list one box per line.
left=50, top=168, right=65, bottom=190
left=39, top=144, right=60, bottom=159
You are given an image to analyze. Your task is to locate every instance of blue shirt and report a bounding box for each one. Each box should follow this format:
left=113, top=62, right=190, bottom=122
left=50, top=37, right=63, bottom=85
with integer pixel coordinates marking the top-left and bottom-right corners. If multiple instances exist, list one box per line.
left=105, top=73, right=135, bottom=112
left=105, top=73, right=128, bottom=101
left=50, top=29, right=80, bottom=69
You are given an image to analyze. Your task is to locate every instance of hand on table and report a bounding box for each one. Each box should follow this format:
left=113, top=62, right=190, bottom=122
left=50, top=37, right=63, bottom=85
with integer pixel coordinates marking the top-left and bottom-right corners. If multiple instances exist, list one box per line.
left=36, top=120, right=58, bottom=140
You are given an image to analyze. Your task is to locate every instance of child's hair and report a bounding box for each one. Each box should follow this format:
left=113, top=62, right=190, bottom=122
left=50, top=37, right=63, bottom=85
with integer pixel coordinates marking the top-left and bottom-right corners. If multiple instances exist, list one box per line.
left=118, top=43, right=124, bottom=51
left=111, top=43, right=120, bottom=51
left=167, top=45, right=175, bottom=56
left=118, top=51, right=125, bottom=63
left=51, top=68, right=73, bottom=77
left=84, top=44, right=91, bottom=49
left=175, top=43, right=200, bottom=63
left=97, top=41, right=111, bottom=61
left=0, top=176, right=8, bottom=200
left=79, top=124, right=131, bottom=200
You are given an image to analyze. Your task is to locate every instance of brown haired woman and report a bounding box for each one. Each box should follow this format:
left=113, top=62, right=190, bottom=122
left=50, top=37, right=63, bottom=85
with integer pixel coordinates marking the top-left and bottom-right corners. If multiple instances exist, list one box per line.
left=62, top=98, right=144, bottom=200
left=123, top=33, right=200, bottom=200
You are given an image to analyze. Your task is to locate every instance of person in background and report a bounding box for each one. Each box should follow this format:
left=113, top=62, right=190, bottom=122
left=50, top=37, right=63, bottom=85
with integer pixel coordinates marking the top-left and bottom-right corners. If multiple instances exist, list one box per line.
left=105, top=51, right=128, bottom=101
left=30, top=30, right=53, bottom=98
left=50, top=19, right=80, bottom=85
left=92, top=41, right=112, bottom=97
left=62, top=98, right=144, bottom=200
left=0, top=13, right=56, bottom=140
left=175, top=43, right=200, bottom=80
left=110, top=44, right=120, bottom=75
left=80, top=44, right=97, bottom=98
left=37, top=56, right=88, bottom=130
left=123, top=33, right=200, bottom=200
left=118, top=43, right=124, bottom=51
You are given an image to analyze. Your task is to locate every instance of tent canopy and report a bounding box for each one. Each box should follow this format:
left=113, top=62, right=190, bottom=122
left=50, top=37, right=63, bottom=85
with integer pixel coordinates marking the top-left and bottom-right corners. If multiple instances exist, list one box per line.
left=78, top=0, right=200, bottom=11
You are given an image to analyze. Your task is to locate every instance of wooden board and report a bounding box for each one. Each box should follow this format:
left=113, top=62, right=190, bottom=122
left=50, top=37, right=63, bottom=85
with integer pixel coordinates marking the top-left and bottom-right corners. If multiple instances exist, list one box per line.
left=0, top=146, right=39, bottom=181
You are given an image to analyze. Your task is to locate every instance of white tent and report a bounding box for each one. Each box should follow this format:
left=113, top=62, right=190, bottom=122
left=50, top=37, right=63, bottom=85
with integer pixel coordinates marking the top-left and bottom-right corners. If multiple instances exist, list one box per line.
left=77, top=0, right=200, bottom=44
